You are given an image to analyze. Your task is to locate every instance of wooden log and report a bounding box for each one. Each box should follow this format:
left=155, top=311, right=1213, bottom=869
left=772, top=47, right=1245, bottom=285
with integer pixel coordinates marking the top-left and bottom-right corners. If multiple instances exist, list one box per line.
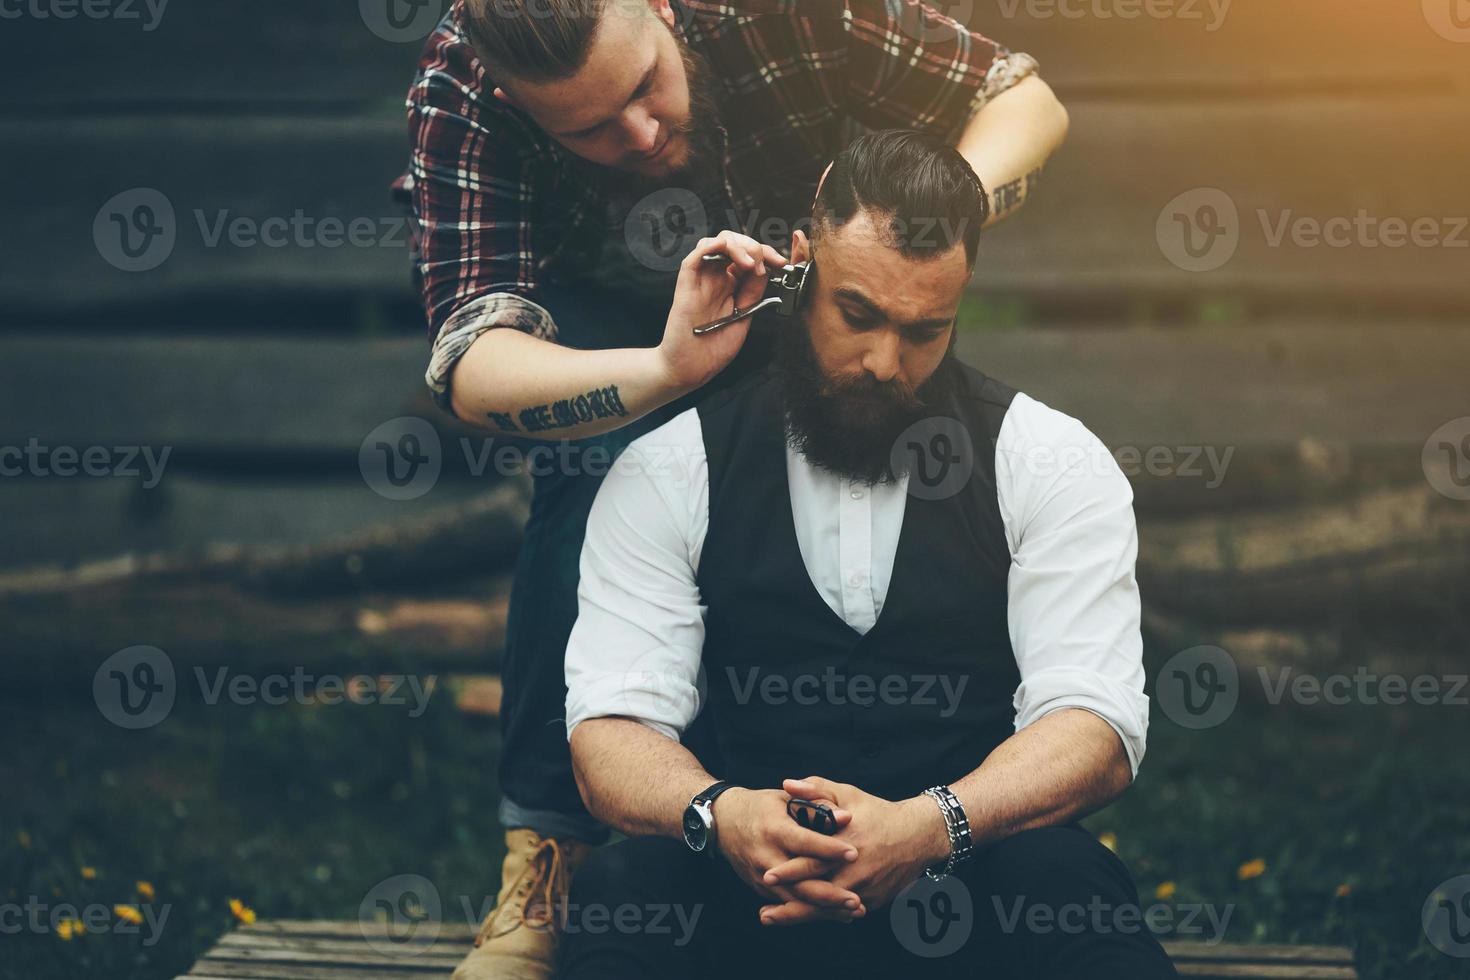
left=1138, top=485, right=1470, bottom=624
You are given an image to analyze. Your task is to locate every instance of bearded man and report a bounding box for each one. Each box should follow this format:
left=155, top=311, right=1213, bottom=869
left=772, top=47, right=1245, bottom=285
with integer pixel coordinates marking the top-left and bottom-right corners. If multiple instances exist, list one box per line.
left=556, top=130, right=1176, bottom=979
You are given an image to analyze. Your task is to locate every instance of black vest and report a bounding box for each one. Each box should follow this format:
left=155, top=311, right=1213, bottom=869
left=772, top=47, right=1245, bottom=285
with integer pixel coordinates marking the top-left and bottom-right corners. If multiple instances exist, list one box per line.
left=694, top=359, right=1022, bottom=802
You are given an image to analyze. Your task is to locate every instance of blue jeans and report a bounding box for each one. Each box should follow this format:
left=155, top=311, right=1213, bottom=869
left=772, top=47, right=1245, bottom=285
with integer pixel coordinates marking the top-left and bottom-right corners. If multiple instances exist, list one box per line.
left=496, top=280, right=766, bottom=841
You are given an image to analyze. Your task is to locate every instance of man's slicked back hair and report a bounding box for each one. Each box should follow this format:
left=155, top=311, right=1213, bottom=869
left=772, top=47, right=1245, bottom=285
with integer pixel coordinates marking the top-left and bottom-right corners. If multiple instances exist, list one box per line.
left=464, top=0, right=619, bottom=83
left=813, top=129, right=989, bottom=266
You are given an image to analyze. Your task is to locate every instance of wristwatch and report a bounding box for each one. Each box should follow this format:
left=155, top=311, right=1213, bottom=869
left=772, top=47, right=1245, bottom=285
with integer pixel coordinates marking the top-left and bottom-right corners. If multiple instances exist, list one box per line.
left=682, top=780, right=734, bottom=854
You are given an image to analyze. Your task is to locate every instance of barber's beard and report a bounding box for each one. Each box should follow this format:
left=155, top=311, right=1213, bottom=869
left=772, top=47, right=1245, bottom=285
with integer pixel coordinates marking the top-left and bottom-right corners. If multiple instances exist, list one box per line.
left=776, top=318, right=955, bottom=486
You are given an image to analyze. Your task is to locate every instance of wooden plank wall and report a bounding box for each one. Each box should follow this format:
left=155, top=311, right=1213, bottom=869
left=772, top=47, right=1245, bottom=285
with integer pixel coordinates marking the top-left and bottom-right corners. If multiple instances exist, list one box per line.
left=0, top=1, right=1465, bottom=573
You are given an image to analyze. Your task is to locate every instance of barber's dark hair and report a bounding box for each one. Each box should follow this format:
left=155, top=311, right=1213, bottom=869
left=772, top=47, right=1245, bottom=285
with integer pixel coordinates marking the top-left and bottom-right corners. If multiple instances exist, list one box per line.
left=813, top=130, right=988, bottom=266
left=464, top=0, right=620, bottom=83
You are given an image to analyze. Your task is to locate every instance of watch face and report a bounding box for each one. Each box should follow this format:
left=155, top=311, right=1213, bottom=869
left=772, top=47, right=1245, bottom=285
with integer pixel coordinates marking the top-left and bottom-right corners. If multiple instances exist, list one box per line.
left=682, top=803, right=710, bottom=852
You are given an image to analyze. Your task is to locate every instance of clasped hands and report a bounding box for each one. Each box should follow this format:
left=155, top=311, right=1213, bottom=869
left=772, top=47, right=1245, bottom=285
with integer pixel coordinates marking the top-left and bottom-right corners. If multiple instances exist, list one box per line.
left=713, top=776, right=949, bottom=927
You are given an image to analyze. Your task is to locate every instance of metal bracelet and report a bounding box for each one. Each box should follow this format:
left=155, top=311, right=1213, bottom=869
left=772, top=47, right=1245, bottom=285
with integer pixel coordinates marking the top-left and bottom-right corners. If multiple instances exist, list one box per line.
left=921, top=785, right=974, bottom=881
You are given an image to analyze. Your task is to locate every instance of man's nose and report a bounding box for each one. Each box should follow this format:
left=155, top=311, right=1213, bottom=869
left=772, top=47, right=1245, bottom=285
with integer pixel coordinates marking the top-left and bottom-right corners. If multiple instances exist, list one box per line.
left=861, top=332, right=902, bottom=384
left=623, top=108, right=660, bottom=154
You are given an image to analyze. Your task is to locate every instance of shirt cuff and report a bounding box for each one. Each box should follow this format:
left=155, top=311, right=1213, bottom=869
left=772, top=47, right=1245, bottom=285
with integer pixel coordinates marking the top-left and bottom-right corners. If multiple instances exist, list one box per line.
left=1012, top=665, right=1150, bottom=780
left=966, top=49, right=1041, bottom=119
left=565, top=666, right=700, bottom=743
left=426, top=292, right=559, bottom=415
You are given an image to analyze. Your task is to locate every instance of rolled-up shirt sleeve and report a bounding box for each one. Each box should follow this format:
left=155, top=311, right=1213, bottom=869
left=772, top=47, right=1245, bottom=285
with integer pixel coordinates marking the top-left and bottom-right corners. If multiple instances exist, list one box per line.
left=399, top=20, right=558, bottom=415
left=996, top=393, right=1150, bottom=778
left=565, top=410, right=710, bottom=742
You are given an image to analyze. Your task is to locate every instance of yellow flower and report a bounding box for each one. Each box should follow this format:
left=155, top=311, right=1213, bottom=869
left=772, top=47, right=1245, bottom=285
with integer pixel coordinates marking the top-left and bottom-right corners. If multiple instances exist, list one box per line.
left=80, top=867, right=97, bottom=880
left=136, top=881, right=156, bottom=902
left=1155, top=881, right=1177, bottom=900
left=229, top=898, right=257, bottom=925
left=55, top=918, right=86, bottom=941
left=16, top=830, right=31, bottom=850
left=114, top=905, right=144, bottom=925
left=1237, top=858, right=1267, bottom=880
left=1096, top=832, right=1118, bottom=854
left=1335, top=883, right=1352, bottom=898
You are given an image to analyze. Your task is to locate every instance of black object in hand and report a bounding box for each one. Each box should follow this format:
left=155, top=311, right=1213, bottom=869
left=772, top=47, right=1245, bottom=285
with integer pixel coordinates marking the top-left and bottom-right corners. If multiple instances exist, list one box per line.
left=787, top=798, right=837, bottom=836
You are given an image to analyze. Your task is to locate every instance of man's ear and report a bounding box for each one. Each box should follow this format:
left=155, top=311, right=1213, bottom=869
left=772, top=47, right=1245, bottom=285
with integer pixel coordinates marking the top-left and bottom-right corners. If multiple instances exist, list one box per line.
left=647, top=0, right=676, bottom=28
left=790, top=229, right=812, bottom=265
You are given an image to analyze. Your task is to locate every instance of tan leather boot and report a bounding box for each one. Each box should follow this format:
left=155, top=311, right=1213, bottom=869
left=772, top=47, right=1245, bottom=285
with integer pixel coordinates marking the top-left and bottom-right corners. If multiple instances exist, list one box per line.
left=451, top=828, right=596, bottom=980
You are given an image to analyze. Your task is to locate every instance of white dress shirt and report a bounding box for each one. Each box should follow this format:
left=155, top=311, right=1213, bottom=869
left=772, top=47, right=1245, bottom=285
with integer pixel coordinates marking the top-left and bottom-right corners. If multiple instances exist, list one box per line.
left=564, top=391, right=1150, bottom=777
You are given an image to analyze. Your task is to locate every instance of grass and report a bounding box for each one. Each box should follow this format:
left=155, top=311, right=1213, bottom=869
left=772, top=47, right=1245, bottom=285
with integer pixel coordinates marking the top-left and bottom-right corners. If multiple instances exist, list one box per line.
left=2, top=635, right=1466, bottom=979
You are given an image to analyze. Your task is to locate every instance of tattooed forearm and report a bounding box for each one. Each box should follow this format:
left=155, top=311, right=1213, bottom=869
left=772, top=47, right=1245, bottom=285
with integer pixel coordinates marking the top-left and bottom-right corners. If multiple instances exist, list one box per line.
left=992, top=167, right=1043, bottom=219
left=488, top=385, right=631, bottom=434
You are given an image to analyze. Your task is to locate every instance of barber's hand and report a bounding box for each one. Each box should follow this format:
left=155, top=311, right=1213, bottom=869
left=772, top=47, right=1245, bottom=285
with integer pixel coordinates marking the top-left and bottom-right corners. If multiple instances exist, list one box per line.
left=712, top=787, right=866, bottom=925
left=657, top=232, right=787, bottom=393
left=757, top=777, right=946, bottom=925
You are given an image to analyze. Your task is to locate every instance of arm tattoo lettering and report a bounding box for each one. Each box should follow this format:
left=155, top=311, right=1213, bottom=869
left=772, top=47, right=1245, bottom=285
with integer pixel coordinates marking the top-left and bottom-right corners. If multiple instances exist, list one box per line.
left=495, top=384, right=631, bottom=434
left=992, top=167, right=1043, bottom=219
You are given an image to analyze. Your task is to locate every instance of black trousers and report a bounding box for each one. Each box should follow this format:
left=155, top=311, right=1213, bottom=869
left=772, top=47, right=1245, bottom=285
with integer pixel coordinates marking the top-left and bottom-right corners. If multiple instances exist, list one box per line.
left=559, top=825, right=1178, bottom=980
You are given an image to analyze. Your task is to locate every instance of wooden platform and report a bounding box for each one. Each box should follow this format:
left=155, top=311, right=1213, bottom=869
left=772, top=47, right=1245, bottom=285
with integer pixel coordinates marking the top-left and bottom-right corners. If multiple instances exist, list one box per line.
left=182, top=919, right=1359, bottom=979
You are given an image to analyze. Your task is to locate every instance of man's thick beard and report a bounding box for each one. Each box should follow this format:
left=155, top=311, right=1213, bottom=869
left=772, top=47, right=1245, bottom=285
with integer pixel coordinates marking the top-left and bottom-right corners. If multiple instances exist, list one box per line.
left=776, top=319, right=956, bottom=486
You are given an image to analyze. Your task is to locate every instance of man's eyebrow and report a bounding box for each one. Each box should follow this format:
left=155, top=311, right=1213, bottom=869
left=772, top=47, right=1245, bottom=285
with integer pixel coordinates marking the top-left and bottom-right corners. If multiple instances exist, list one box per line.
left=548, top=61, right=657, bottom=137
left=833, top=286, right=952, bottom=330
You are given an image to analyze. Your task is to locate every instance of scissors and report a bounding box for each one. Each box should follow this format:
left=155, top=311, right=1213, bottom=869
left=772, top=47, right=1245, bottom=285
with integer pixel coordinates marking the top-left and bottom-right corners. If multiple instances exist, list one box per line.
left=692, top=254, right=813, bottom=336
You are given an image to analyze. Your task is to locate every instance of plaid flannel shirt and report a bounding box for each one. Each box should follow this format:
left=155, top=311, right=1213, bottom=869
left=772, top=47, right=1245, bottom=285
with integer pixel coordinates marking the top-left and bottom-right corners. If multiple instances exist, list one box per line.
left=394, top=0, right=1038, bottom=413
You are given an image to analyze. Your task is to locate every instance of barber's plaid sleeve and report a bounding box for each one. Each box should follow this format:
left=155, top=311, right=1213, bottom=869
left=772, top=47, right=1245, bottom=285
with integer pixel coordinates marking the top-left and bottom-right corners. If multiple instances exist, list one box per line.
left=836, top=0, right=1039, bottom=138
left=399, top=15, right=558, bottom=415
